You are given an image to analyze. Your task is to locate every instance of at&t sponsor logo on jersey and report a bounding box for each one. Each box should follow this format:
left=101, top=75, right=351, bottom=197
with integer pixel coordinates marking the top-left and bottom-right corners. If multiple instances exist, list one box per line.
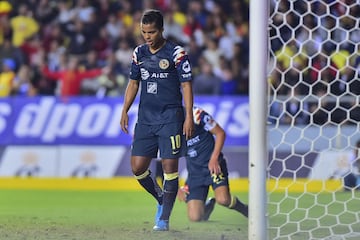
left=0, top=96, right=249, bottom=146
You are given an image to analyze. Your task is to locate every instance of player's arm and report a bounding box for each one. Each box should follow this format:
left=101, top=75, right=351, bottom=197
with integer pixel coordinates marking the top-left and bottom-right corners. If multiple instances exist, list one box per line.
left=208, top=124, right=226, bottom=175
left=181, top=81, right=194, bottom=140
left=120, top=79, right=139, bottom=134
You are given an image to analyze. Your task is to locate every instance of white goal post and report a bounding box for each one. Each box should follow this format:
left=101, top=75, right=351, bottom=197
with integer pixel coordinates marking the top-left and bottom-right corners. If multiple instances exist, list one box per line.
left=248, top=0, right=269, bottom=239
left=249, top=0, right=360, bottom=239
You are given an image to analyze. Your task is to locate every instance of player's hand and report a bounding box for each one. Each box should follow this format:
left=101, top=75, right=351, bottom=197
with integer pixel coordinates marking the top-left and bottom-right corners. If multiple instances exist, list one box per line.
left=183, top=116, right=194, bottom=140
left=208, top=158, right=221, bottom=175
left=177, top=184, right=189, bottom=202
left=120, top=112, right=129, bottom=134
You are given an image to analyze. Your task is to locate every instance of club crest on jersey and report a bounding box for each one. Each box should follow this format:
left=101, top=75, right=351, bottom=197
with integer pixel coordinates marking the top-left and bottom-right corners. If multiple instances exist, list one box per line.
left=182, top=60, right=191, bottom=72
left=159, top=59, right=169, bottom=69
left=147, top=82, right=157, bottom=94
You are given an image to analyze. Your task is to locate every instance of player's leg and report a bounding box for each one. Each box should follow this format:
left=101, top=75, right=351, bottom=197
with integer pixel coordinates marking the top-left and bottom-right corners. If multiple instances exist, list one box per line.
left=159, top=158, right=179, bottom=221
left=187, top=199, right=205, bottom=221
left=132, top=155, right=163, bottom=205
left=212, top=158, right=248, bottom=217
left=213, top=185, right=248, bottom=217
left=186, top=183, right=211, bottom=221
left=131, top=123, right=163, bottom=205
left=153, top=122, right=184, bottom=230
left=202, top=197, right=216, bottom=221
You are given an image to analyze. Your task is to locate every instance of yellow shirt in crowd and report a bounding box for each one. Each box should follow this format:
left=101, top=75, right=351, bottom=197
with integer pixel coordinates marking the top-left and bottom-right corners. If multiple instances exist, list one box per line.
left=10, top=15, right=39, bottom=47
left=0, top=71, right=15, bottom=97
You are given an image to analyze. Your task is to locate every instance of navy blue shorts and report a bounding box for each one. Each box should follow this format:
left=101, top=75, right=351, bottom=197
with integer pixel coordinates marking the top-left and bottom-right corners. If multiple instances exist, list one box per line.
left=186, top=158, right=229, bottom=202
left=131, top=122, right=186, bottom=159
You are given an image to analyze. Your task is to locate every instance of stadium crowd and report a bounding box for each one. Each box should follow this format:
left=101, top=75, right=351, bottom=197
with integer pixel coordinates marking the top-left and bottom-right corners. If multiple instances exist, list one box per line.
left=1, top=0, right=359, bottom=125
left=268, top=0, right=360, bottom=125
left=0, top=0, right=250, bottom=97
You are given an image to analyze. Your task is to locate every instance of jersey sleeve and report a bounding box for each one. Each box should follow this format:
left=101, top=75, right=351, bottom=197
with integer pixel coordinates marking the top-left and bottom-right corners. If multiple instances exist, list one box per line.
left=173, top=45, right=192, bottom=82
left=193, top=107, right=217, bottom=132
left=129, top=46, right=141, bottom=81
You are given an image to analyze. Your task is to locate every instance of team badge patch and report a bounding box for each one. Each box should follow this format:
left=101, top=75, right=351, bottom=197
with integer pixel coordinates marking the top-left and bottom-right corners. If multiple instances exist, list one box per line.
left=182, top=60, right=191, bottom=72
left=159, top=59, right=169, bottom=69
left=147, top=82, right=157, bottom=94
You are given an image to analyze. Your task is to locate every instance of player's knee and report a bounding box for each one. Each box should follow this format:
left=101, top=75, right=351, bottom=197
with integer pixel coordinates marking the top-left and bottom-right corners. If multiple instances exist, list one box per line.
left=131, top=164, right=145, bottom=176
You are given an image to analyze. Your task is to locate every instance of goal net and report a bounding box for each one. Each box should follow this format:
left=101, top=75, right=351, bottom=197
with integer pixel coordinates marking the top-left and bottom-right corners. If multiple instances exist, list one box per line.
left=267, top=0, right=360, bottom=239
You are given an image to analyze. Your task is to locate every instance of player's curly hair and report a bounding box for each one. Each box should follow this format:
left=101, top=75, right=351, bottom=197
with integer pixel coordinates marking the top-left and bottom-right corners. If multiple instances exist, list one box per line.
left=141, top=9, right=164, bottom=30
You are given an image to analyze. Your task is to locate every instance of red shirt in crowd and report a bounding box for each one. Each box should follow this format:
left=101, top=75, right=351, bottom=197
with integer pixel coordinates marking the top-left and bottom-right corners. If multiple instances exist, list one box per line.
left=42, top=67, right=102, bottom=96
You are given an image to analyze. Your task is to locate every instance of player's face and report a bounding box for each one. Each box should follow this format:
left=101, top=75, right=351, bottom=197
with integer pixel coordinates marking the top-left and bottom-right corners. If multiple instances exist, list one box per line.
left=141, top=23, right=164, bottom=50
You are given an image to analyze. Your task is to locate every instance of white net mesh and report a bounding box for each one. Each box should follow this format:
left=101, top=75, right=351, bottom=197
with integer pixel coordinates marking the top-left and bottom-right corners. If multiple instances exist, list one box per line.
left=268, top=0, right=360, bottom=239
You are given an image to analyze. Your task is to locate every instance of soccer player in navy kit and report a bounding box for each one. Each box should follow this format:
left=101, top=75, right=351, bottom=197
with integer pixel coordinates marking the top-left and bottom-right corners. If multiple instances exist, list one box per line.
left=178, top=106, right=248, bottom=222
left=120, top=9, right=194, bottom=231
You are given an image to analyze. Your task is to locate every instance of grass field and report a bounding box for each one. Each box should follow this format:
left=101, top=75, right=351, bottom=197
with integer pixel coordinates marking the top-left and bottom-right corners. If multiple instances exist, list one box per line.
left=1, top=183, right=360, bottom=240
left=0, top=189, right=248, bottom=240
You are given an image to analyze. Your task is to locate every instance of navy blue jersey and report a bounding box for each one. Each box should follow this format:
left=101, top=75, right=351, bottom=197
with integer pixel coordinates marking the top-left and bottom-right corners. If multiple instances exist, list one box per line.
left=186, top=106, right=224, bottom=178
left=130, top=41, right=192, bottom=125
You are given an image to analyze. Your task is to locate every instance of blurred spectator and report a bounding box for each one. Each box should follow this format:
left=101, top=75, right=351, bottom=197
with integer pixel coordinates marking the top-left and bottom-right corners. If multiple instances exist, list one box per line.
left=11, top=64, right=37, bottom=96
left=104, top=13, right=123, bottom=44
left=82, top=50, right=103, bottom=70
left=10, top=4, right=39, bottom=47
left=0, top=1, right=12, bottom=17
left=350, top=55, right=360, bottom=95
left=0, top=38, right=25, bottom=67
left=61, top=18, right=93, bottom=56
left=96, top=52, right=127, bottom=97
left=0, top=13, right=12, bottom=45
left=182, top=12, right=202, bottom=45
left=202, top=36, right=222, bottom=74
left=114, top=38, right=133, bottom=73
left=33, top=0, right=58, bottom=26
left=219, top=66, right=238, bottom=95
left=275, top=40, right=306, bottom=71
left=41, top=55, right=108, bottom=97
left=282, top=89, right=309, bottom=125
left=188, top=0, right=208, bottom=29
left=163, top=11, right=187, bottom=44
left=80, top=50, right=104, bottom=95
left=20, top=36, right=45, bottom=67
left=0, top=58, right=16, bottom=97
left=94, top=0, right=112, bottom=26
left=46, top=39, right=66, bottom=71
left=232, top=43, right=249, bottom=94
left=42, top=23, right=65, bottom=53
left=183, top=37, right=202, bottom=77
left=73, top=0, right=95, bottom=24
left=309, top=53, right=337, bottom=85
left=192, top=58, right=220, bottom=95
left=57, top=0, right=76, bottom=25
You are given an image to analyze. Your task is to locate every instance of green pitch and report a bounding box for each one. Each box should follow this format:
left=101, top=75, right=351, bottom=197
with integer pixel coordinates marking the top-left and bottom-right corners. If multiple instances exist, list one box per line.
left=0, top=189, right=248, bottom=240
left=1, top=189, right=359, bottom=240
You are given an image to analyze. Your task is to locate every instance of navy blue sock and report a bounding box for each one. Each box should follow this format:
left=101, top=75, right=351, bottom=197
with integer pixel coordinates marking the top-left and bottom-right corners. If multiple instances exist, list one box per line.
left=229, top=196, right=248, bottom=217
left=160, top=177, right=178, bottom=221
left=136, top=170, right=163, bottom=205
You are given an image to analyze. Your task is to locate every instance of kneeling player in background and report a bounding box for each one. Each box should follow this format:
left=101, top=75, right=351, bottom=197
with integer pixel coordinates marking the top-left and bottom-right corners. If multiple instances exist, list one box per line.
left=177, top=106, right=248, bottom=221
